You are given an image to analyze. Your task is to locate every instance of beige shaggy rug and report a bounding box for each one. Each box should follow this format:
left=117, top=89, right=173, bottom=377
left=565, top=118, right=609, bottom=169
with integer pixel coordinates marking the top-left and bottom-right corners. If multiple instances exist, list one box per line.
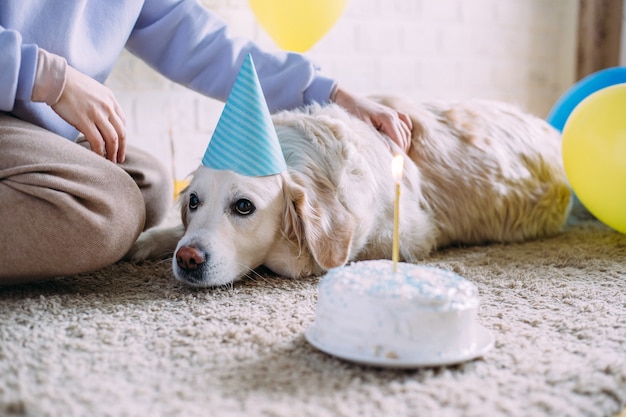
left=0, top=206, right=625, bottom=417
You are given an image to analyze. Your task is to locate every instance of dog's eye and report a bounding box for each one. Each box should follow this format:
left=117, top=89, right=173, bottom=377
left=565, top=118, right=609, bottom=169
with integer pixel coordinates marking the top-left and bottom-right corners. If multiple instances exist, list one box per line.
left=232, top=198, right=255, bottom=216
left=189, top=193, right=200, bottom=211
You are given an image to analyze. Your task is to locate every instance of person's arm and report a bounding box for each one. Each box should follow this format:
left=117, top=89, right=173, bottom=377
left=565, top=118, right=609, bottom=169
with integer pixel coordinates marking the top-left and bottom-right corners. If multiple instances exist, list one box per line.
left=0, top=26, right=37, bottom=111
left=126, top=0, right=332, bottom=112
left=128, top=0, right=411, bottom=150
left=0, top=26, right=126, bottom=162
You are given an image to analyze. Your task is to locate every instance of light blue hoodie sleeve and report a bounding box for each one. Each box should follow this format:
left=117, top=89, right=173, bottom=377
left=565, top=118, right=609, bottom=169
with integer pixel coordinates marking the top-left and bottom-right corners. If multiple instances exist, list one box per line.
left=0, top=26, right=38, bottom=111
left=126, top=0, right=336, bottom=112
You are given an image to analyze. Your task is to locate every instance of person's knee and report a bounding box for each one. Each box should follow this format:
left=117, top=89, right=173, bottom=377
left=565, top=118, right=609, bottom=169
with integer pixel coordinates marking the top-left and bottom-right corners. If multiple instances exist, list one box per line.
left=143, top=160, right=174, bottom=230
left=122, top=147, right=174, bottom=230
left=80, top=165, right=147, bottom=266
left=0, top=163, right=146, bottom=283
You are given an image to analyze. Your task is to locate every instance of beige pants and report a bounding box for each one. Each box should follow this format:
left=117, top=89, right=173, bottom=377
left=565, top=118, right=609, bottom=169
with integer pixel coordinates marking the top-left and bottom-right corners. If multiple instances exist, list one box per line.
left=0, top=113, right=173, bottom=284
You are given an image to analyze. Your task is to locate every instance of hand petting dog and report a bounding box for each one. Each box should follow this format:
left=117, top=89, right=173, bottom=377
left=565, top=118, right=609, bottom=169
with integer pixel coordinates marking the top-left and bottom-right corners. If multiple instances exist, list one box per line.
left=332, top=87, right=413, bottom=152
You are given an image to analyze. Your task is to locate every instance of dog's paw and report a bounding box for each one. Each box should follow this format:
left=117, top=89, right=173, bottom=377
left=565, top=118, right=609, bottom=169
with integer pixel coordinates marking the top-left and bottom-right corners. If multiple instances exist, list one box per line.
left=126, top=225, right=184, bottom=262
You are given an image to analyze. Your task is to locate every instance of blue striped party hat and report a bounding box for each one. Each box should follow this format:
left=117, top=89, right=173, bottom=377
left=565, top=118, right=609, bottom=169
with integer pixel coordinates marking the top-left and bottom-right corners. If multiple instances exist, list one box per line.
left=201, top=54, right=287, bottom=177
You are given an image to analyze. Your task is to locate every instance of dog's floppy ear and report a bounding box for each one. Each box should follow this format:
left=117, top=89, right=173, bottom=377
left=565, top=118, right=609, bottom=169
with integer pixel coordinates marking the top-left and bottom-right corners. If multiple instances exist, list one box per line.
left=282, top=174, right=355, bottom=270
left=178, top=185, right=191, bottom=228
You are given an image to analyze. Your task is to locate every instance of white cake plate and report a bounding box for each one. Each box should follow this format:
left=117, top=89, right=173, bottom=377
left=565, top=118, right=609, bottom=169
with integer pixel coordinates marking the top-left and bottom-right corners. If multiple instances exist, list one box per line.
left=305, top=325, right=494, bottom=369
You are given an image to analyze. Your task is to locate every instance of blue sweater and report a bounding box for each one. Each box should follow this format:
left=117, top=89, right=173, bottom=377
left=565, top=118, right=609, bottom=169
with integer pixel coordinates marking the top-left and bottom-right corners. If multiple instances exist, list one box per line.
left=0, top=0, right=336, bottom=140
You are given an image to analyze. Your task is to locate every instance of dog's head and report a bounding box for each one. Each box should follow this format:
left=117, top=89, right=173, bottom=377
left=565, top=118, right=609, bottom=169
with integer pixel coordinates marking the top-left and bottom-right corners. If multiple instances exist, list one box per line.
left=172, top=165, right=356, bottom=287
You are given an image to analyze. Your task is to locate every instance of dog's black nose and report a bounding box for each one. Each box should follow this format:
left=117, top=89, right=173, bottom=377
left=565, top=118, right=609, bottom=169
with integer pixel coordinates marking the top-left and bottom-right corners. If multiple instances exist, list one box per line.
left=175, top=246, right=206, bottom=271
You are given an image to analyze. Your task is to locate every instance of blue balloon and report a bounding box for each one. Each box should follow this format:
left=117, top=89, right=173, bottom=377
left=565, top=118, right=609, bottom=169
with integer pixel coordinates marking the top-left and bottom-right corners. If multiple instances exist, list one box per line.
left=546, top=66, right=626, bottom=132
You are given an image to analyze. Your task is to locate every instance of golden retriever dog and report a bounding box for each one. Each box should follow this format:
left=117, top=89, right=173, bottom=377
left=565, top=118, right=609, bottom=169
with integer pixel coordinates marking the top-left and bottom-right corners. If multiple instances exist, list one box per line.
left=129, top=96, right=572, bottom=287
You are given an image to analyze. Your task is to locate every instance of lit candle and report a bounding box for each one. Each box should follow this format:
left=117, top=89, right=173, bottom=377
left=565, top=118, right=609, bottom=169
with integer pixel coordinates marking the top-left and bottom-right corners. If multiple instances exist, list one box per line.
left=391, top=155, right=404, bottom=273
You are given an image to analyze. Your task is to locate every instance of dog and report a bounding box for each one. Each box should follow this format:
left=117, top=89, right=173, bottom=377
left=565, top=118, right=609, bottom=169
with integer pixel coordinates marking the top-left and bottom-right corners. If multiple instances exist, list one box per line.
left=129, top=96, right=572, bottom=287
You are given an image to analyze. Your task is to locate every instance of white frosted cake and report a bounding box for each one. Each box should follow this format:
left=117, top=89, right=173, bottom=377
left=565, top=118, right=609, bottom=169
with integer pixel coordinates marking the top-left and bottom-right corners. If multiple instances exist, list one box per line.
left=308, top=260, right=485, bottom=363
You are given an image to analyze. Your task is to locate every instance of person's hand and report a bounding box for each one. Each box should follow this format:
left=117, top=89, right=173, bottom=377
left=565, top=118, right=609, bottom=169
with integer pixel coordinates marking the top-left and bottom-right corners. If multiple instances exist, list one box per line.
left=52, top=66, right=127, bottom=163
left=332, top=87, right=412, bottom=152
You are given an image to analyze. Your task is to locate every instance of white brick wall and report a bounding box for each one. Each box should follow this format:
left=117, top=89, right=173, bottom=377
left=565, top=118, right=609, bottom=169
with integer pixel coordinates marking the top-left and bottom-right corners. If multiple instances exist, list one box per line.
left=106, top=0, right=579, bottom=181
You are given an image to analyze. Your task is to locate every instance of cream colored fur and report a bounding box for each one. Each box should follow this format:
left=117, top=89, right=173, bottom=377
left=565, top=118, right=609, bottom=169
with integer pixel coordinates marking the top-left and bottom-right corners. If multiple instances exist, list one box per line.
left=129, top=96, right=572, bottom=287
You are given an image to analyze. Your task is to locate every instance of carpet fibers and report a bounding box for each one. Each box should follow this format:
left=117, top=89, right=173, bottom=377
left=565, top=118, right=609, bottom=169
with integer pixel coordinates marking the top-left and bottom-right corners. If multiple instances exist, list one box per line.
left=0, top=210, right=625, bottom=417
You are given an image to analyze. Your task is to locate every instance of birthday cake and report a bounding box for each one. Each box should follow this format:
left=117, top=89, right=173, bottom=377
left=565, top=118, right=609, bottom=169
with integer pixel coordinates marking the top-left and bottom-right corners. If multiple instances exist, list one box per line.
left=308, top=260, right=485, bottom=362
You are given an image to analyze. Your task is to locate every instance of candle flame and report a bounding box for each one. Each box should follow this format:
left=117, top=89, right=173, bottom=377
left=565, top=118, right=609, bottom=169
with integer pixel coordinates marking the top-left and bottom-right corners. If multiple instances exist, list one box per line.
left=392, top=155, right=404, bottom=182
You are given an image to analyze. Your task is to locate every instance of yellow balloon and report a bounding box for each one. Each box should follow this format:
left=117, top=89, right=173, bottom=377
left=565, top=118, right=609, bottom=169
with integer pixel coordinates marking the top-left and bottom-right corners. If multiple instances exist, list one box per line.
left=562, top=83, right=626, bottom=233
left=174, top=179, right=190, bottom=198
left=248, top=0, right=348, bottom=52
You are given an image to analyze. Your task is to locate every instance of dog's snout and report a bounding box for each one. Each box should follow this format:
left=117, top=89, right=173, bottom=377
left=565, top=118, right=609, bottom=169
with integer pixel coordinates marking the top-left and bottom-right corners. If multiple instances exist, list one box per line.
left=176, top=246, right=206, bottom=271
